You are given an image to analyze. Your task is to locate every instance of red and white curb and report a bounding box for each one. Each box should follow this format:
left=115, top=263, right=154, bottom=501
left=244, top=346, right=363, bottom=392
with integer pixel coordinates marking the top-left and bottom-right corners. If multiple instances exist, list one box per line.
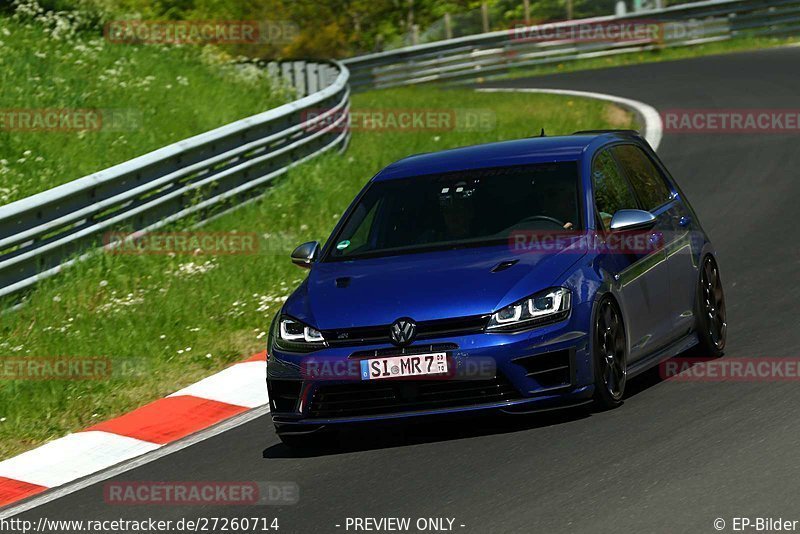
left=0, top=351, right=268, bottom=509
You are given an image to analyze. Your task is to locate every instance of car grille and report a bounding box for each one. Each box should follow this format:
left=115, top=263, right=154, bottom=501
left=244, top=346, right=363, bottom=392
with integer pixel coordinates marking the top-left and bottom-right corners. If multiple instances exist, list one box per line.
left=307, top=373, right=521, bottom=418
left=320, top=316, right=488, bottom=347
left=513, top=349, right=574, bottom=393
left=349, top=343, right=458, bottom=359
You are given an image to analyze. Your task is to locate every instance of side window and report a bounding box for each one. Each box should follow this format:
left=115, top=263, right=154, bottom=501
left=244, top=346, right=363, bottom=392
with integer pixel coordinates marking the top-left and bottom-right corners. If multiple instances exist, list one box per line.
left=592, top=149, right=638, bottom=231
left=612, top=145, right=673, bottom=211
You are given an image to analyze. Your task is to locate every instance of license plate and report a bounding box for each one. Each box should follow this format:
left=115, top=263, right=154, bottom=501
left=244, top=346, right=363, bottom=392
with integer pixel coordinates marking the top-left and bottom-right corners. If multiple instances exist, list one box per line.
left=360, top=353, right=448, bottom=380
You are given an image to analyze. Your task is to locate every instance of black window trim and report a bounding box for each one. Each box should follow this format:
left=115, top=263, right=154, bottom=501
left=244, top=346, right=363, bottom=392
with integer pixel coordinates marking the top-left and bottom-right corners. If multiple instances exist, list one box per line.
left=646, top=145, right=702, bottom=225
left=589, top=144, right=642, bottom=233
left=610, top=142, right=677, bottom=213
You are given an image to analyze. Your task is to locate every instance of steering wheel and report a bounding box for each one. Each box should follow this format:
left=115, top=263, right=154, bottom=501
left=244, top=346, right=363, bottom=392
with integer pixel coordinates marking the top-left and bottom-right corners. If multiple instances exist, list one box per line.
left=516, top=215, right=567, bottom=228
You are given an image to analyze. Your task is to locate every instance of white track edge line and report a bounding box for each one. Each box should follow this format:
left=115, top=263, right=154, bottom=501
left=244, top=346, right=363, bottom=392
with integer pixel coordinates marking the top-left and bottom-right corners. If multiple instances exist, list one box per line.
left=475, top=87, right=663, bottom=150
left=0, top=405, right=270, bottom=518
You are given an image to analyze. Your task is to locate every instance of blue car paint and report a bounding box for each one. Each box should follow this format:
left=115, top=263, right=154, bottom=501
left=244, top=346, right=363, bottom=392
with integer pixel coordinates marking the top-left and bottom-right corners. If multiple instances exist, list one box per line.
left=267, top=132, right=714, bottom=431
left=284, top=244, right=586, bottom=328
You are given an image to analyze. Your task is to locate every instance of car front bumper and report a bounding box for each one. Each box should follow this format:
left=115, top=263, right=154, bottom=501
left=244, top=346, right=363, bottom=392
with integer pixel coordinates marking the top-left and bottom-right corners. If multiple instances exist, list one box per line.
left=267, top=310, right=595, bottom=433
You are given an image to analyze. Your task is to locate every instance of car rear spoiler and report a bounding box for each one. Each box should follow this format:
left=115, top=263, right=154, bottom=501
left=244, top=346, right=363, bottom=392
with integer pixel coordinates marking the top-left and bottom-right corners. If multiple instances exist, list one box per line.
left=572, top=129, right=642, bottom=137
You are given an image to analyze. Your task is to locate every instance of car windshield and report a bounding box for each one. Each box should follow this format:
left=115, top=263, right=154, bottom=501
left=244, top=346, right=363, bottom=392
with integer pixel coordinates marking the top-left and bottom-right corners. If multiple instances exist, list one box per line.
left=326, top=162, right=581, bottom=260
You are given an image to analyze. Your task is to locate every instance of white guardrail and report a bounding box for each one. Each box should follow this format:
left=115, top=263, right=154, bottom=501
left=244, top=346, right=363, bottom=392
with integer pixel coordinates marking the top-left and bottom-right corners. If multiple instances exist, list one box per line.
left=0, top=60, right=350, bottom=299
left=1, top=0, right=798, bottom=299
left=342, top=0, right=800, bottom=89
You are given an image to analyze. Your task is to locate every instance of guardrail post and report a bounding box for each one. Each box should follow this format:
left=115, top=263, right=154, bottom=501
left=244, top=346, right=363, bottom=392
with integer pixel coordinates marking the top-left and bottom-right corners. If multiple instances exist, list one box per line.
left=267, top=61, right=279, bottom=80
left=280, top=61, right=294, bottom=90
left=294, top=61, right=307, bottom=97
left=307, top=62, right=319, bottom=94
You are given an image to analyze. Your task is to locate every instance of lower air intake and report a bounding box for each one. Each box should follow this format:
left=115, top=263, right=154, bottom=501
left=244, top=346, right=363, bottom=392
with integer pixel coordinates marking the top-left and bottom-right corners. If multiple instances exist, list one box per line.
left=308, top=374, right=521, bottom=418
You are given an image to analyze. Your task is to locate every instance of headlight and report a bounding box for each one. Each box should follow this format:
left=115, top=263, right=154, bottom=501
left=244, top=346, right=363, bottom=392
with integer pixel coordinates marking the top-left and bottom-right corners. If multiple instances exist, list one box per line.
left=487, top=287, right=571, bottom=332
left=275, top=316, right=326, bottom=351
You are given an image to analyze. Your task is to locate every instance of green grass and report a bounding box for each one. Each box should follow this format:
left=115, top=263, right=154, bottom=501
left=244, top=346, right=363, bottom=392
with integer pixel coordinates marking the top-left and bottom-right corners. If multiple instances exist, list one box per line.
left=0, top=86, right=634, bottom=459
left=485, top=35, right=800, bottom=82
left=0, top=12, right=293, bottom=205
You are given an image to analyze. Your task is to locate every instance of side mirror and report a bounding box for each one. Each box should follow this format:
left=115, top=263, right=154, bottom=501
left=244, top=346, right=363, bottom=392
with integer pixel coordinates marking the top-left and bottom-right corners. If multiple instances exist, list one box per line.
left=291, top=241, right=320, bottom=268
left=609, top=209, right=657, bottom=232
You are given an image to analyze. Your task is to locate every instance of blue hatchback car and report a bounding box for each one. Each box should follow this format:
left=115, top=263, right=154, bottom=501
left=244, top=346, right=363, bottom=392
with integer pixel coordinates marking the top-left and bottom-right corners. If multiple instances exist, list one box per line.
left=267, top=130, right=727, bottom=447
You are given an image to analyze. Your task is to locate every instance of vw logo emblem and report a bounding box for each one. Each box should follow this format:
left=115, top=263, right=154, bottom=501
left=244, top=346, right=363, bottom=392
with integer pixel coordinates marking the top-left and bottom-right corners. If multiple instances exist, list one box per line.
left=390, top=318, right=416, bottom=346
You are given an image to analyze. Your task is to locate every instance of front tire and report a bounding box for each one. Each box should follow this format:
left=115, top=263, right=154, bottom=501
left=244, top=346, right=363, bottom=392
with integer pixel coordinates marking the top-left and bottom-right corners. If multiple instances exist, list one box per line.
left=593, top=296, right=627, bottom=410
left=696, top=255, right=727, bottom=357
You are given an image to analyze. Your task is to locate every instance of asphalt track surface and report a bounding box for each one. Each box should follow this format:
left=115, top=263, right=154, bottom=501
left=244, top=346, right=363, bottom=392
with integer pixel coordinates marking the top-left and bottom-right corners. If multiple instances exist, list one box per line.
left=15, top=48, right=800, bottom=533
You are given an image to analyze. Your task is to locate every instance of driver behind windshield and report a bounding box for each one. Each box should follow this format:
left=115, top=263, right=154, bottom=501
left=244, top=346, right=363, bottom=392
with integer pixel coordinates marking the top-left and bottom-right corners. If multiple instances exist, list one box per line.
left=330, top=162, right=580, bottom=259
left=537, top=180, right=577, bottom=230
left=429, top=181, right=476, bottom=242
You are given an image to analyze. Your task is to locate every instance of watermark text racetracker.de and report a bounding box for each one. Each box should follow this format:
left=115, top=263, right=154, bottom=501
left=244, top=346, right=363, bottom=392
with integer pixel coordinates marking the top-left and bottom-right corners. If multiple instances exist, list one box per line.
left=663, top=109, right=800, bottom=134
left=662, top=358, right=800, bottom=382
left=301, top=354, right=497, bottom=381
left=0, top=108, right=141, bottom=132
left=104, top=20, right=299, bottom=45
left=104, top=481, right=298, bottom=506
left=509, top=18, right=709, bottom=43
left=508, top=229, right=699, bottom=255
left=104, top=232, right=259, bottom=256
left=302, top=108, right=496, bottom=133
left=103, top=231, right=322, bottom=257
left=0, top=357, right=148, bottom=381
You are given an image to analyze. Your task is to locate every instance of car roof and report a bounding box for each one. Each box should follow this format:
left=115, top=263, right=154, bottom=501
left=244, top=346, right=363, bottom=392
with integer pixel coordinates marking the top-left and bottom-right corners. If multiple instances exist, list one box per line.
left=372, top=132, right=642, bottom=181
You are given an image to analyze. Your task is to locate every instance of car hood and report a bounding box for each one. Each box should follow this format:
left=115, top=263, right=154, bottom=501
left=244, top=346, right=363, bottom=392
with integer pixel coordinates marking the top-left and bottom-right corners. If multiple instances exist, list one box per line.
left=283, top=243, right=586, bottom=330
